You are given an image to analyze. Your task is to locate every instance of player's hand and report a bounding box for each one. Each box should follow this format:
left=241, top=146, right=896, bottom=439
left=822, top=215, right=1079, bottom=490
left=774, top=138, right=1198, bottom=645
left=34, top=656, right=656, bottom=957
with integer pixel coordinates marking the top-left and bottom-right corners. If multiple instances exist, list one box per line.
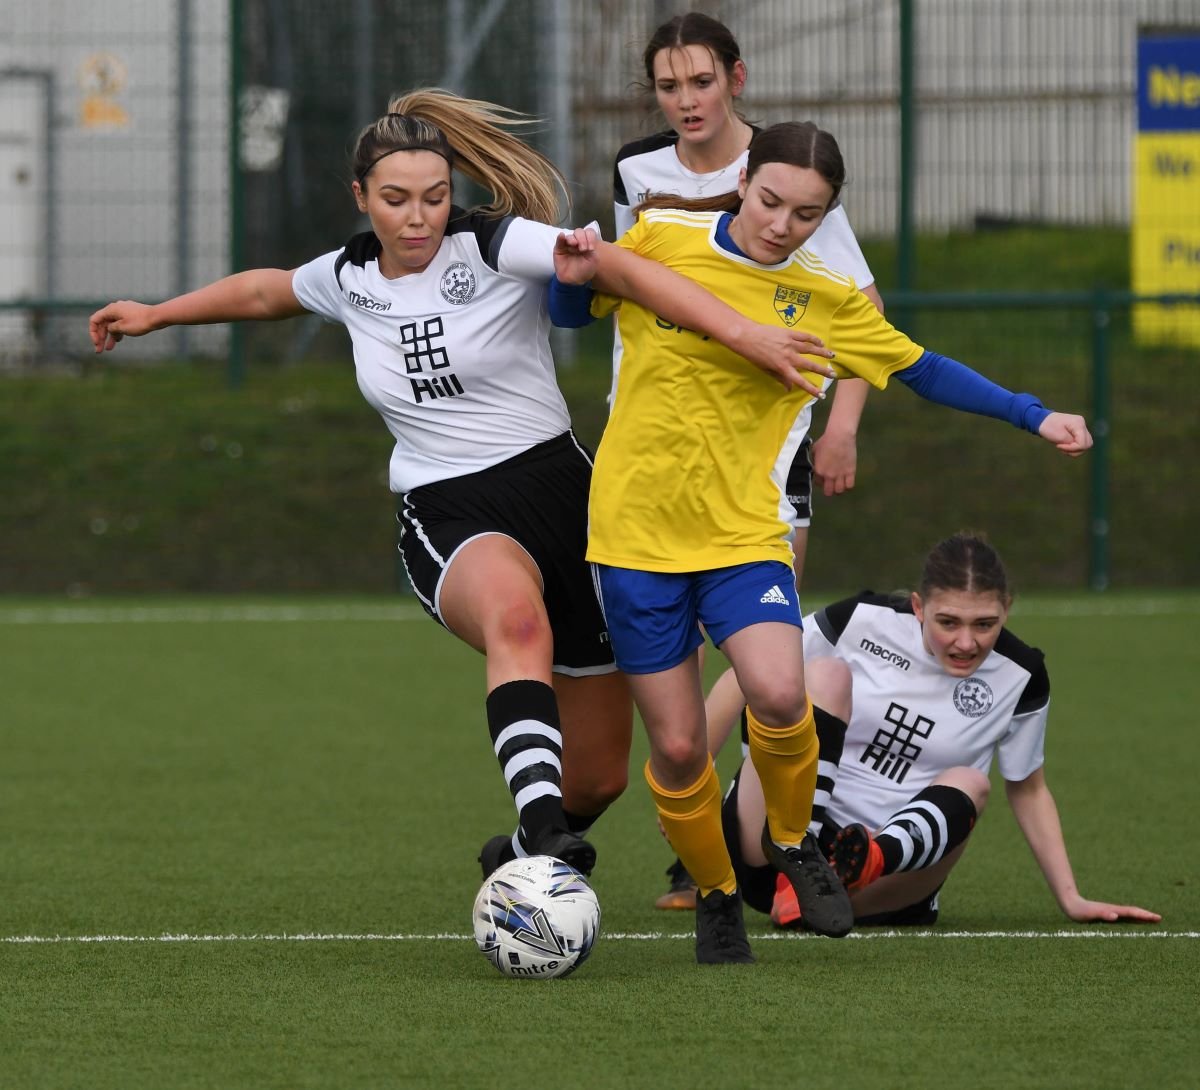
left=553, top=227, right=599, bottom=286
left=1062, top=896, right=1162, bottom=924
left=1038, top=412, right=1093, bottom=457
left=89, top=301, right=158, bottom=353
left=812, top=427, right=858, bottom=496
left=729, top=322, right=836, bottom=397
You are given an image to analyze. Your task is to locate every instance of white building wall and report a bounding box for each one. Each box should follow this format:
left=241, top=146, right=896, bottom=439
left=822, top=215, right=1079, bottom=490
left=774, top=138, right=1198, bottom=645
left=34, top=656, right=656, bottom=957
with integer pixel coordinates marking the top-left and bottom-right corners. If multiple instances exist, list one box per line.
left=0, top=0, right=229, bottom=358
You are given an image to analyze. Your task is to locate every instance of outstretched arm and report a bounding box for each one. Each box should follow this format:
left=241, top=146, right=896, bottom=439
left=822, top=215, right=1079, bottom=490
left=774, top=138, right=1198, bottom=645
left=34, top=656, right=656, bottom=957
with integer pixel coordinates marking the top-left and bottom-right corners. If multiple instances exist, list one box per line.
left=1006, top=769, right=1161, bottom=923
left=553, top=228, right=836, bottom=396
left=89, top=269, right=305, bottom=353
left=896, top=351, right=1094, bottom=457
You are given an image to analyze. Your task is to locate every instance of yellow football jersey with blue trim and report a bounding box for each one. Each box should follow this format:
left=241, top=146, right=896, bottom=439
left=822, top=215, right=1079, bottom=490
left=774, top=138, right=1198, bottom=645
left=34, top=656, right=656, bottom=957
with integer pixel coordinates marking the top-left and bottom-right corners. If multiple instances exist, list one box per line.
left=587, top=209, right=925, bottom=573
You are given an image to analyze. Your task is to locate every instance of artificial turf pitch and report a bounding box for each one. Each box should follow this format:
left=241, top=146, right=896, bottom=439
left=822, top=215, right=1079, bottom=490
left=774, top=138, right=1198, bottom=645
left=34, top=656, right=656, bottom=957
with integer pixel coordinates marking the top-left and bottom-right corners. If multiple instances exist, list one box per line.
left=1, top=593, right=1196, bottom=1089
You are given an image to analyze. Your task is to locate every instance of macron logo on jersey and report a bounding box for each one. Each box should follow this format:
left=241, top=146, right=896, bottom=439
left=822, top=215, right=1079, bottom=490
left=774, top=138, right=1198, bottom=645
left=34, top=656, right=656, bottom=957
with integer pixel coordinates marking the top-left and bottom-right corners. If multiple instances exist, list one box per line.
left=760, top=585, right=790, bottom=605
left=860, top=638, right=911, bottom=671
left=347, top=289, right=391, bottom=313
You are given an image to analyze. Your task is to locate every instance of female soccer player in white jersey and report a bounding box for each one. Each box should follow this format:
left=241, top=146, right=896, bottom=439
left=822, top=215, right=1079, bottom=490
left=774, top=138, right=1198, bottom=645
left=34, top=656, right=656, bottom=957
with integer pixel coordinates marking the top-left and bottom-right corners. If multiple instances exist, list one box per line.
left=87, top=90, right=836, bottom=884
left=709, top=533, right=1160, bottom=929
left=550, top=121, right=1092, bottom=963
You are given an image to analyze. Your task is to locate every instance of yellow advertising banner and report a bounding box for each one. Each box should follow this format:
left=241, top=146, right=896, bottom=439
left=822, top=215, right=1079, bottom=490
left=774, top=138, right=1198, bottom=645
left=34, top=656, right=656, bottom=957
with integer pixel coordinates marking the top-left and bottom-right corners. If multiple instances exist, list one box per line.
left=1132, top=33, right=1200, bottom=347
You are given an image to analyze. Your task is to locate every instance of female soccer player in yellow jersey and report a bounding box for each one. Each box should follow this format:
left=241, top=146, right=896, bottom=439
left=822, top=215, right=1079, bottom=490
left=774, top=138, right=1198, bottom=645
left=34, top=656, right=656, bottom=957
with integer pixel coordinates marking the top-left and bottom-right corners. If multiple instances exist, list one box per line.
left=549, top=121, right=1092, bottom=964
left=614, top=10, right=888, bottom=910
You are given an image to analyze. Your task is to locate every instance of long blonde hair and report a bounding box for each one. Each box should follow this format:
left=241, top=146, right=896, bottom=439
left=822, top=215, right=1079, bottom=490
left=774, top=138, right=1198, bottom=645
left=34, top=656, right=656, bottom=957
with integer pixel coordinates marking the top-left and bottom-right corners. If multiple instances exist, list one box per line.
left=352, top=88, right=569, bottom=224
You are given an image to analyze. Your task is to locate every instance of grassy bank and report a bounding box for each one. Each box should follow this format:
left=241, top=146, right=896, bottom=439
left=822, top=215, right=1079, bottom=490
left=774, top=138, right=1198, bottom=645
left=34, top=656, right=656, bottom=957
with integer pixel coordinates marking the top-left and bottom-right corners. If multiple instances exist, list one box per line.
left=2, top=226, right=1196, bottom=593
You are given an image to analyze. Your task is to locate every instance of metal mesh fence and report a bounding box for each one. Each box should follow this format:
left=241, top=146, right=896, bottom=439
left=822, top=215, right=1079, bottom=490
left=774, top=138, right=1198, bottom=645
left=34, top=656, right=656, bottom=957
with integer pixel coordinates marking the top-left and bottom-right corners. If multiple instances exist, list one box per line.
left=4, top=1, right=1198, bottom=332
left=237, top=0, right=548, bottom=274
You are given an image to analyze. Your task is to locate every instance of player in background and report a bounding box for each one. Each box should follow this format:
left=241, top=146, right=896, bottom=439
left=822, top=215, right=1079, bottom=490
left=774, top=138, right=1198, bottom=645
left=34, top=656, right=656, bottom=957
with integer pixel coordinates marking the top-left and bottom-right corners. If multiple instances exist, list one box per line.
left=551, top=121, right=1093, bottom=963
left=707, top=532, right=1161, bottom=928
left=613, top=11, right=880, bottom=544
left=613, top=10, right=884, bottom=910
left=88, top=90, right=837, bottom=885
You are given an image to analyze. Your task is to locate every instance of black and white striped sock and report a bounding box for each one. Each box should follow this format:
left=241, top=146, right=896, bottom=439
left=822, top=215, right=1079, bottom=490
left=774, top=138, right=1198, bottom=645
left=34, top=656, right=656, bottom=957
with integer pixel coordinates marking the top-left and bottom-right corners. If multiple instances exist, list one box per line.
left=486, top=680, right=565, bottom=848
left=807, top=705, right=848, bottom=841
left=875, top=784, right=977, bottom=874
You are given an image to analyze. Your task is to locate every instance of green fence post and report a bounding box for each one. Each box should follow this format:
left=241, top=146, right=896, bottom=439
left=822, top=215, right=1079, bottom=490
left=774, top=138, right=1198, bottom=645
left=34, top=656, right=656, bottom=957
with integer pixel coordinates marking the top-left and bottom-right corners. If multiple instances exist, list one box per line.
left=895, top=0, right=916, bottom=336
left=227, top=0, right=245, bottom=389
left=1088, top=291, right=1111, bottom=591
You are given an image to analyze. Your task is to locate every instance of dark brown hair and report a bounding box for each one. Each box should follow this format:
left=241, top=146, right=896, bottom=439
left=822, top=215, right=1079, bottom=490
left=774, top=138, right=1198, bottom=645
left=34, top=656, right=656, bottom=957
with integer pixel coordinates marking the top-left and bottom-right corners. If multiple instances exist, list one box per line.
left=918, top=532, right=1012, bottom=603
left=641, top=12, right=743, bottom=85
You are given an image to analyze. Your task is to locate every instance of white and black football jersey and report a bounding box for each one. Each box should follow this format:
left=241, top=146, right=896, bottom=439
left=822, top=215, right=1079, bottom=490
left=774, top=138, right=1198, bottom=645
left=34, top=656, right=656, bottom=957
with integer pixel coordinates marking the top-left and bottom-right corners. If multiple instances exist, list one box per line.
left=803, top=592, right=1050, bottom=831
left=291, top=208, right=571, bottom=493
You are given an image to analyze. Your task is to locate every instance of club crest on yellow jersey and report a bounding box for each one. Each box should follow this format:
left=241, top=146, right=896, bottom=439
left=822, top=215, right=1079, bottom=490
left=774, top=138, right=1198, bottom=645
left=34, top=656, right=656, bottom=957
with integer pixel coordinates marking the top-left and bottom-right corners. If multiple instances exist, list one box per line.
left=773, top=287, right=811, bottom=326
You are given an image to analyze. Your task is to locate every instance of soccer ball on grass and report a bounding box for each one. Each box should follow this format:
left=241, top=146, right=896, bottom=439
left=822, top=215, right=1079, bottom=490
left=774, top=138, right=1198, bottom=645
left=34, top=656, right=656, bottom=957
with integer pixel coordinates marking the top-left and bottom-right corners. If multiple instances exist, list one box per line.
left=472, top=855, right=601, bottom=979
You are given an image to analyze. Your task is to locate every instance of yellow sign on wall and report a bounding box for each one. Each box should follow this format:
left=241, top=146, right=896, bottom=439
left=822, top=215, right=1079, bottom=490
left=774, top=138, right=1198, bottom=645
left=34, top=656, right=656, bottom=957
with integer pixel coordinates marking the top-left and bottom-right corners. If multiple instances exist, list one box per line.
left=1133, top=32, right=1200, bottom=347
left=78, top=53, right=129, bottom=130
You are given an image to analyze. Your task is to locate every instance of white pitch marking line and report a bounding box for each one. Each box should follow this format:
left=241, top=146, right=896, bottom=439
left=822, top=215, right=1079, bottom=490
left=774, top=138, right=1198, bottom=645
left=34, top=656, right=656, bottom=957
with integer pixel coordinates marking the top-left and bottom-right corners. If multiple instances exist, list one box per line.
left=3, top=930, right=1196, bottom=945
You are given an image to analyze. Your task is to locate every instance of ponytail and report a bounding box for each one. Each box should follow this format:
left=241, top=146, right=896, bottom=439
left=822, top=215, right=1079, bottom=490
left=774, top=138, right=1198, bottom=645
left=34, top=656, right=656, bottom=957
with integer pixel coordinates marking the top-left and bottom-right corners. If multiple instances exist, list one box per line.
left=352, top=88, right=568, bottom=224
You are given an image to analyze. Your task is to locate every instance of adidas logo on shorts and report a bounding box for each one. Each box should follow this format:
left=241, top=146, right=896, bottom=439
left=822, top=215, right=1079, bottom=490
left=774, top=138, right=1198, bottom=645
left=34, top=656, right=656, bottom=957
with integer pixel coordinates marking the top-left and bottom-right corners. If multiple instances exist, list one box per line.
left=760, top=584, right=790, bottom=605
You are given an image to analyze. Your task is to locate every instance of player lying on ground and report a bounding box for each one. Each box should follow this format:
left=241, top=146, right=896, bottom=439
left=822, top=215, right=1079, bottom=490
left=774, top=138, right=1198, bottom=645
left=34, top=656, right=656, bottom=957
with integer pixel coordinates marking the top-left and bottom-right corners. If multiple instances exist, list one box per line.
left=702, top=532, right=1161, bottom=928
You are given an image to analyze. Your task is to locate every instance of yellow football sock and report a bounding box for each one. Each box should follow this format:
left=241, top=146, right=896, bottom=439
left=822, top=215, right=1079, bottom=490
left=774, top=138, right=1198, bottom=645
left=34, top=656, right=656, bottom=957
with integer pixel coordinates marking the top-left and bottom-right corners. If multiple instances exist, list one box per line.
left=746, top=702, right=818, bottom=847
left=644, top=756, right=735, bottom=897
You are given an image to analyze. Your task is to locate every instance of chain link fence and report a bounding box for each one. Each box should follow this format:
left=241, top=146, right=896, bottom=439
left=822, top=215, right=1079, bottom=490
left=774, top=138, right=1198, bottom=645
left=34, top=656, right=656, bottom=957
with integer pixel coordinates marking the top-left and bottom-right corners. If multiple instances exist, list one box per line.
left=6, top=2, right=1197, bottom=319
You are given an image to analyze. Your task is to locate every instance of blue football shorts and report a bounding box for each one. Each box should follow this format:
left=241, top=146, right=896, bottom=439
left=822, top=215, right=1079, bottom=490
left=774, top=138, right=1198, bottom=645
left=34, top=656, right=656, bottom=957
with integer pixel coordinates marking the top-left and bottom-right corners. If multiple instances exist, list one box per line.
left=595, top=560, right=802, bottom=675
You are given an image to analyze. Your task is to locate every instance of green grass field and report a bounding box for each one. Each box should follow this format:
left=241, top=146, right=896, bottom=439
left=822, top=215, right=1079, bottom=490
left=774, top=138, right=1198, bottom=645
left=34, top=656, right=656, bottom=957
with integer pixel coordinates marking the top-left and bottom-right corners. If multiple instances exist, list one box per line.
left=1, top=591, right=1197, bottom=1089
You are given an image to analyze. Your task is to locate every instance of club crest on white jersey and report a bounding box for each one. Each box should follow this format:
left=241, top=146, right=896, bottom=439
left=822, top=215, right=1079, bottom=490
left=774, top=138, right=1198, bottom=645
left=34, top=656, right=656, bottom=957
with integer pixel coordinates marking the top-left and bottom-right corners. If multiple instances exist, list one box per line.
left=802, top=593, right=1051, bottom=832
left=440, top=261, right=476, bottom=305
left=953, top=677, right=994, bottom=717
